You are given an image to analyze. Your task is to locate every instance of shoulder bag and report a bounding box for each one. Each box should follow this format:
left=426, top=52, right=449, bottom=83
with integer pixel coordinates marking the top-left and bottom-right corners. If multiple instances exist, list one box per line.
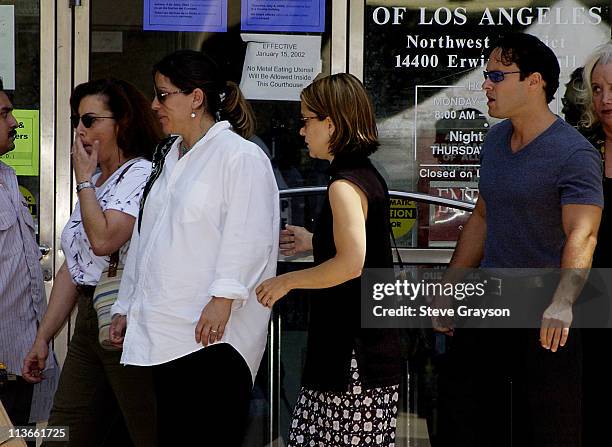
left=93, top=251, right=122, bottom=350
left=91, top=161, right=135, bottom=350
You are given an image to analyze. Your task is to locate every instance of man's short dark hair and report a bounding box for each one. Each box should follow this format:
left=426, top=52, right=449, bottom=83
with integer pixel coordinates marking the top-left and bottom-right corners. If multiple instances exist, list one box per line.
left=0, top=77, right=4, bottom=92
left=486, top=33, right=560, bottom=104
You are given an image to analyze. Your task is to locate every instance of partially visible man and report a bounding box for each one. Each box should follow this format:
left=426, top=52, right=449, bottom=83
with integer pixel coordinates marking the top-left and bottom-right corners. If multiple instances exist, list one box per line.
left=0, top=78, right=57, bottom=432
left=436, top=33, right=603, bottom=447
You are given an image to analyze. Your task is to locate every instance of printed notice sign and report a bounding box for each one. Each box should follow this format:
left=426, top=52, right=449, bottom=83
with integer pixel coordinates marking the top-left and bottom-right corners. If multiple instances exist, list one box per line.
left=241, top=0, right=325, bottom=32
left=0, top=5, right=15, bottom=90
left=0, top=110, right=40, bottom=176
left=144, top=0, right=227, bottom=32
left=240, top=34, right=321, bottom=101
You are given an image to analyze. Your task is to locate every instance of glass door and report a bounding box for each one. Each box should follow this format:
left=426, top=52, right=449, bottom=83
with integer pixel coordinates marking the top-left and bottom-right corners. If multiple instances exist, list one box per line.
left=0, top=1, right=49, bottom=269
left=0, top=0, right=59, bottom=346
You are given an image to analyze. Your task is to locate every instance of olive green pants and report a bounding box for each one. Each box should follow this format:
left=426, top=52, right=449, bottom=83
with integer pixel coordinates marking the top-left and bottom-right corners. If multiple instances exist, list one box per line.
left=43, top=291, right=156, bottom=447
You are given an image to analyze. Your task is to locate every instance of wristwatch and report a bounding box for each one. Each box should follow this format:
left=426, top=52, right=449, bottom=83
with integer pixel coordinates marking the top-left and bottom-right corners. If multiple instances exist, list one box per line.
left=76, top=180, right=94, bottom=193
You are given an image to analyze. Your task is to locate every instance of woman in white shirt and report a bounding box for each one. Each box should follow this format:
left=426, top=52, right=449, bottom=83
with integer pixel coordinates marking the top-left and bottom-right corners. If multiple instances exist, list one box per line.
left=21, top=78, right=163, bottom=446
left=109, top=50, right=279, bottom=446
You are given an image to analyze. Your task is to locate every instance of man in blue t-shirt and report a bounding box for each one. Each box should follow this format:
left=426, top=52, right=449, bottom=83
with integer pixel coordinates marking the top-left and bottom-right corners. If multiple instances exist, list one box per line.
left=436, top=33, right=603, bottom=447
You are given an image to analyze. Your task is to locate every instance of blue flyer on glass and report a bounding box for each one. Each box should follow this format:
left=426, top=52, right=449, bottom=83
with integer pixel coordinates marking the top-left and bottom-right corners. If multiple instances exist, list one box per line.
left=241, top=0, right=325, bottom=32
left=144, top=0, right=228, bottom=32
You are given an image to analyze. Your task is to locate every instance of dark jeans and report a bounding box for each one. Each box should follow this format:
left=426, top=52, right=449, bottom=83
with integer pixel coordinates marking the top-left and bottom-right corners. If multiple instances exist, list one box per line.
left=436, top=328, right=582, bottom=447
left=152, top=343, right=253, bottom=447
left=42, top=292, right=156, bottom=447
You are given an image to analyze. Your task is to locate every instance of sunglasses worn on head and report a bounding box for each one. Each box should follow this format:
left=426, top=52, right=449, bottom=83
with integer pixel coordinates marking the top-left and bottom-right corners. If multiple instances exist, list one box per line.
left=71, top=113, right=114, bottom=129
left=483, top=70, right=521, bottom=83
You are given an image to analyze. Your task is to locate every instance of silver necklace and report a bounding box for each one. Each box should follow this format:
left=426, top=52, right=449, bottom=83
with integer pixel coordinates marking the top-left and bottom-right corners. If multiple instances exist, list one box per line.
left=179, top=130, right=208, bottom=158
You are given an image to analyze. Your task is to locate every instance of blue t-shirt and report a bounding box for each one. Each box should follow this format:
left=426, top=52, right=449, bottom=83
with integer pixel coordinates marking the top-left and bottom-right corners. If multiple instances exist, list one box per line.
left=479, top=118, right=603, bottom=268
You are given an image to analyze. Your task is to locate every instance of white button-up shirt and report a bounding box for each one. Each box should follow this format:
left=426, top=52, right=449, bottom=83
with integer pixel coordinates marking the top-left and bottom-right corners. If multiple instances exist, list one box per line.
left=112, top=121, right=279, bottom=382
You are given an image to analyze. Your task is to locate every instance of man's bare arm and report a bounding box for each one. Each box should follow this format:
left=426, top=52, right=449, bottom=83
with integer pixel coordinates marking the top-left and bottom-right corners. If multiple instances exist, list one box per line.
left=540, top=204, right=601, bottom=351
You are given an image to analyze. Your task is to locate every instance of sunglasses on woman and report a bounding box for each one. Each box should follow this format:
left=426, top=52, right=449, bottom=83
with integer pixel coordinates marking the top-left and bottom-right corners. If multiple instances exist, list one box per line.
left=153, top=87, right=188, bottom=103
left=482, top=70, right=521, bottom=83
left=70, top=113, right=115, bottom=129
left=299, top=115, right=324, bottom=125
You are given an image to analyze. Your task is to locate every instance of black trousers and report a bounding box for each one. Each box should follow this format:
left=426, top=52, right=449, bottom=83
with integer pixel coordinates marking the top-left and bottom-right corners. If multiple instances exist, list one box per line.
left=574, top=269, right=612, bottom=446
left=152, top=343, right=253, bottom=447
left=581, top=328, right=612, bottom=446
left=0, top=376, right=34, bottom=426
left=0, top=376, right=35, bottom=447
left=436, top=328, right=582, bottom=447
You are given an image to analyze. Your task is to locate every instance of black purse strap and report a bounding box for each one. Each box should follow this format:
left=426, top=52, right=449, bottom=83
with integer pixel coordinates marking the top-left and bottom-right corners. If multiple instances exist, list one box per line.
left=389, top=225, right=405, bottom=270
left=138, top=136, right=178, bottom=232
left=383, top=184, right=404, bottom=270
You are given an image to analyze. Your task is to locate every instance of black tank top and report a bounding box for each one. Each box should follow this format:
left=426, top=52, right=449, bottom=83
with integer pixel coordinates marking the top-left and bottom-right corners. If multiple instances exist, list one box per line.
left=301, top=154, right=401, bottom=391
left=593, top=177, right=612, bottom=268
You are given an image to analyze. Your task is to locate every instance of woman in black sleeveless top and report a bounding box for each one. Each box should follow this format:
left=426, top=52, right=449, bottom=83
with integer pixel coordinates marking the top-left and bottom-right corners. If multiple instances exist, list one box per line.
left=257, top=73, right=401, bottom=447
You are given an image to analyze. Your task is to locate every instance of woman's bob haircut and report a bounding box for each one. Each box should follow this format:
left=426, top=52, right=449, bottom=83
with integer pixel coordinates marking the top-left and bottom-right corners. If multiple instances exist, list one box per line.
left=300, top=73, right=379, bottom=157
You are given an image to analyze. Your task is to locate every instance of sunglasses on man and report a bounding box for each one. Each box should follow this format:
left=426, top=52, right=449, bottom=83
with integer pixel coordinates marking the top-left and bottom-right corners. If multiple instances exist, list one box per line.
left=482, top=70, right=522, bottom=83
left=70, top=113, right=115, bottom=129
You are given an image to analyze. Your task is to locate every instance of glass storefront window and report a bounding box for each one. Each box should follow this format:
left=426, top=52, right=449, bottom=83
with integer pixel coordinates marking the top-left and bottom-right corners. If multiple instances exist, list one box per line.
left=90, top=0, right=333, bottom=189
left=89, top=0, right=333, bottom=234
left=364, top=0, right=611, bottom=248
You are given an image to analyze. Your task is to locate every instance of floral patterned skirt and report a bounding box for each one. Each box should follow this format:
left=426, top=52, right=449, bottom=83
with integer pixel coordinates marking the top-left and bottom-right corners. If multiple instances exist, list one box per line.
left=288, top=353, right=400, bottom=447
